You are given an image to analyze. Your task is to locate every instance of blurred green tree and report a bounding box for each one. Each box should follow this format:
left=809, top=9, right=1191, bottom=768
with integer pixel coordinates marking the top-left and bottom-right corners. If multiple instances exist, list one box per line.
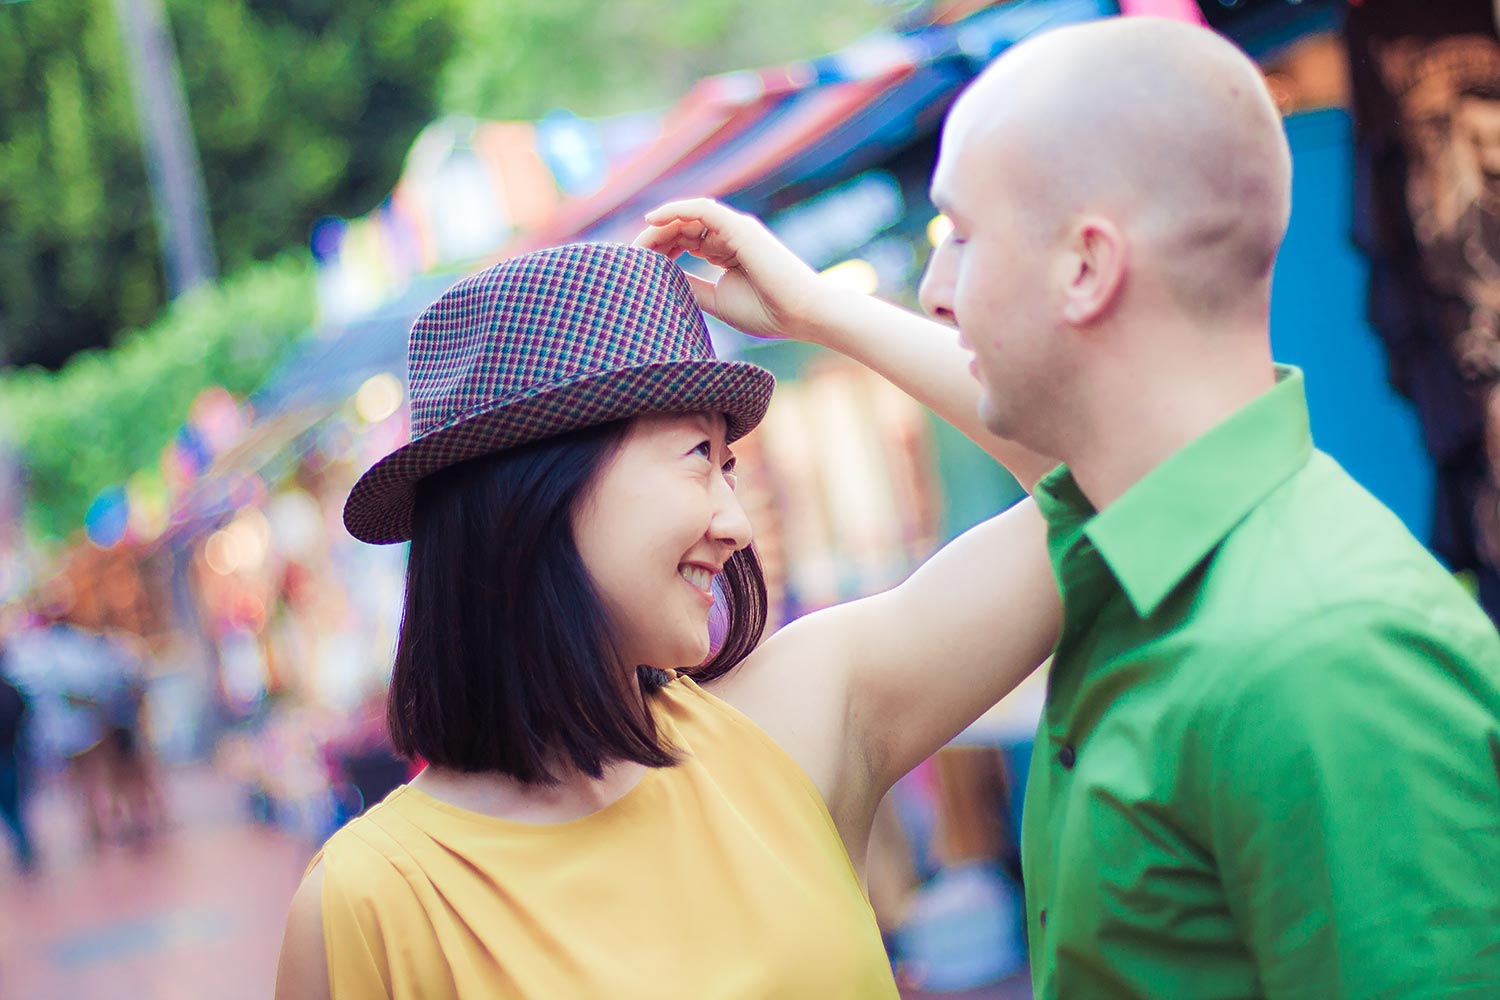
left=0, top=0, right=892, bottom=541
left=0, top=0, right=461, bottom=370
left=0, top=0, right=886, bottom=371
left=0, top=254, right=315, bottom=541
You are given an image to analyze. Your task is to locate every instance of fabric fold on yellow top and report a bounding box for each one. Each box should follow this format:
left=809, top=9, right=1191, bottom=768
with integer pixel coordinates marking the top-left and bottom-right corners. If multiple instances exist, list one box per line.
left=307, top=673, right=899, bottom=999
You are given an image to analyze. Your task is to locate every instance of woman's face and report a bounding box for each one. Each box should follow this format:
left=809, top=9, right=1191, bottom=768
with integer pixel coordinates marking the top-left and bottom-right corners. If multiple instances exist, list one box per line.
left=573, top=411, right=752, bottom=670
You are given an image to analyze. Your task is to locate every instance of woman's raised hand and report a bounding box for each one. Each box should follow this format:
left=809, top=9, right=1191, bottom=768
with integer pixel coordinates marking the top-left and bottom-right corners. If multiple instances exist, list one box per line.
left=634, top=199, right=826, bottom=343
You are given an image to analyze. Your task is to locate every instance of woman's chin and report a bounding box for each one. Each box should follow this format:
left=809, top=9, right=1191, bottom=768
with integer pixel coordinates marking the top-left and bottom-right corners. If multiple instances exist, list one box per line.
left=660, top=633, right=711, bottom=671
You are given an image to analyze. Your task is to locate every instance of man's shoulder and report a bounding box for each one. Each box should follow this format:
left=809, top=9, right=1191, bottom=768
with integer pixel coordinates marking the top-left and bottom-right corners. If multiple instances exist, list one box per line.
left=1203, top=450, right=1478, bottom=626
left=1171, top=451, right=1500, bottom=699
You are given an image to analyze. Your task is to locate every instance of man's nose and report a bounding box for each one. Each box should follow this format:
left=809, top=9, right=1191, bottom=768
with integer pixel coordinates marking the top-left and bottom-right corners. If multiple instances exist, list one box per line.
left=918, top=249, right=956, bottom=324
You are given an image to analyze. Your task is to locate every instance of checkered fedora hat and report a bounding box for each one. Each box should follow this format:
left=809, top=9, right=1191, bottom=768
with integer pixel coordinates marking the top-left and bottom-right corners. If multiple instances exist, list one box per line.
left=343, top=243, right=775, bottom=544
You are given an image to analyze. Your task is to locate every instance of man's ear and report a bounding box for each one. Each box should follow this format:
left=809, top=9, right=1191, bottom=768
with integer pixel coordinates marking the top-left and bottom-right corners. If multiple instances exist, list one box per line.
left=1060, top=217, right=1126, bottom=326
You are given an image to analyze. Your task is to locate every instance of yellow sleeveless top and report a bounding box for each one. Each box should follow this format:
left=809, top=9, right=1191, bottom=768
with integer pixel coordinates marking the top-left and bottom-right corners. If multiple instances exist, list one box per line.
left=308, top=674, right=899, bottom=999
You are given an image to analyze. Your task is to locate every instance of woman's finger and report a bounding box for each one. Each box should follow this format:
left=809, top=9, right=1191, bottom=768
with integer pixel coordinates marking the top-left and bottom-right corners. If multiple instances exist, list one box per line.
left=681, top=270, right=720, bottom=314
left=632, top=220, right=693, bottom=255
left=644, top=197, right=736, bottom=230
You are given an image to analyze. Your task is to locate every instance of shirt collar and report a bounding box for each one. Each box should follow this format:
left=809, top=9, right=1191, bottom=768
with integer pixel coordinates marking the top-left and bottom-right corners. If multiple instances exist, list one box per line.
left=1035, top=365, right=1314, bottom=619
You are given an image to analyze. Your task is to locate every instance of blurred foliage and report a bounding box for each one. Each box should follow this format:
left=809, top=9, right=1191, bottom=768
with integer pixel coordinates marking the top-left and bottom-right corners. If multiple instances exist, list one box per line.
left=0, top=0, right=461, bottom=370
left=0, top=0, right=892, bottom=540
left=440, top=0, right=891, bottom=120
left=0, top=0, right=888, bottom=368
left=0, top=254, right=315, bottom=542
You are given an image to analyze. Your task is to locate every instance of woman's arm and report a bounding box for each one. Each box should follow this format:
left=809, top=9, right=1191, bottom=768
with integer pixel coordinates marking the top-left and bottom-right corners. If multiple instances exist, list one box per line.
left=725, top=498, right=1058, bottom=839
left=274, top=862, right=331, bottom=1000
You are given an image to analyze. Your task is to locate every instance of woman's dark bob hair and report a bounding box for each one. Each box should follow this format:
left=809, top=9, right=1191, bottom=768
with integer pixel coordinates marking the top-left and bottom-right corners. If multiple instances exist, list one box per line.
left=387, top=418, right=767, bottom=784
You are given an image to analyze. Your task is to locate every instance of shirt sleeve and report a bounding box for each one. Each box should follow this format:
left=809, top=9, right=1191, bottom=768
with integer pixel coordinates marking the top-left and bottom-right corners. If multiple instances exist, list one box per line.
left=1206, top=604, right=1500, bottom=1000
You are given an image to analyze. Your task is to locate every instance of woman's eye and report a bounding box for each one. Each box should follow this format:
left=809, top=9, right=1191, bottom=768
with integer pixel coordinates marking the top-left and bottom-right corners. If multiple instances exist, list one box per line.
left=691, top=440, right=713, bottom=460
left=722, top=460, right=738, bottom=489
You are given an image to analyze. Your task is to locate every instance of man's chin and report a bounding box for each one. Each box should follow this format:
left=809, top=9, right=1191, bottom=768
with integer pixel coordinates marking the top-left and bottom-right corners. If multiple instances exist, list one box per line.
left=978, top=397, right=1013, bottom=438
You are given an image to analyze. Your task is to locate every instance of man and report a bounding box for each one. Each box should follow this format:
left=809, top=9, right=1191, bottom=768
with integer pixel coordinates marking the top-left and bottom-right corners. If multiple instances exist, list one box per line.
left=637, top=16, right=1500, bottom=999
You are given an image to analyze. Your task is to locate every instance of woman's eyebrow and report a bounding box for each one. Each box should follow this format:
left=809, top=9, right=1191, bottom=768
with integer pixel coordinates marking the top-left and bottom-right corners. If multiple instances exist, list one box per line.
left=687, top=412, right=726, bottom=438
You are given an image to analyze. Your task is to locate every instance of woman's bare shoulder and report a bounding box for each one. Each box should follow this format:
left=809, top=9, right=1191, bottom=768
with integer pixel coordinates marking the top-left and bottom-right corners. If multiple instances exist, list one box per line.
left=275, top=860, right=331, bottom=1000
left=702, top=607, right=865, bottom=807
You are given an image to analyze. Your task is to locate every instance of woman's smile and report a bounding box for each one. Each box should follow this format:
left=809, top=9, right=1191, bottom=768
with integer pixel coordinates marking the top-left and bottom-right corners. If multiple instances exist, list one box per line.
left=678, top=563, right=717, bottom=605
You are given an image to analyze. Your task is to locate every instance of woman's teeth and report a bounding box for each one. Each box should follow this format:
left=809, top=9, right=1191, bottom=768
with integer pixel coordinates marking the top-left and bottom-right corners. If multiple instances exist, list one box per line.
left=679, top=566, right=712, bottom=591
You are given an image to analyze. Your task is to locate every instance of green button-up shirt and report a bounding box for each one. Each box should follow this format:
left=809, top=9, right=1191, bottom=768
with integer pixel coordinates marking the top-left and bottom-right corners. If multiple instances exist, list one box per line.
left=1024, top=366, right=1500, bottom=999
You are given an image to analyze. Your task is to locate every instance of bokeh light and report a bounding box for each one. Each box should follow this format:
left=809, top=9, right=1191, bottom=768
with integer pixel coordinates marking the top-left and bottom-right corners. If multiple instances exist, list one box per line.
left=355, top=372, right=404, bottom=424
left=820, top=258, right=879, bottom=295
left=927, top=213, right=953, bottom=247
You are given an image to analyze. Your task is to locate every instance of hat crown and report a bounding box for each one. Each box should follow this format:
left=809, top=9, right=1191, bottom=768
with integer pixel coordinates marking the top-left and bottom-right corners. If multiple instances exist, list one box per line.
left=407, top=244, right=713, bottom=438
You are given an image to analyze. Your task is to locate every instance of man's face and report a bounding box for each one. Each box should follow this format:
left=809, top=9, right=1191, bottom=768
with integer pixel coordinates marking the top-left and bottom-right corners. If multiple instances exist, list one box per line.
left=1457, top=96, right=1500, bottom=196
left=919, top=114, right=1066, bottom=445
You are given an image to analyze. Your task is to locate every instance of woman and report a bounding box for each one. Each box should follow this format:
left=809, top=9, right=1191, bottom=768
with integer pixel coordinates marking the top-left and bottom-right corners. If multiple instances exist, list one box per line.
left=275, top=237, right=1059, bottom=998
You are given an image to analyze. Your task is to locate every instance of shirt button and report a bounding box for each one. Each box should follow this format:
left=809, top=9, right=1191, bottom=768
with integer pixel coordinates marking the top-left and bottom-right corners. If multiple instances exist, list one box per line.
left=1039, top=908, right=1048, bottom=929
left=1058, top=745, right=1077, bottom=769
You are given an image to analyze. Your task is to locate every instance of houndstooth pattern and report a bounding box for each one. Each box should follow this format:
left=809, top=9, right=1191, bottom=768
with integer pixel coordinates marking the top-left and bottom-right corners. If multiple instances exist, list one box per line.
left=344, top=244, right=775, bottom=545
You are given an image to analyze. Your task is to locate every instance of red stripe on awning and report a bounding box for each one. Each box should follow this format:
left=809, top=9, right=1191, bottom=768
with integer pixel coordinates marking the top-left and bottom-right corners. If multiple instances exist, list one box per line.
left=507, top=64, right=910, bottom=254
left=685, top=68, right=912, bottom=200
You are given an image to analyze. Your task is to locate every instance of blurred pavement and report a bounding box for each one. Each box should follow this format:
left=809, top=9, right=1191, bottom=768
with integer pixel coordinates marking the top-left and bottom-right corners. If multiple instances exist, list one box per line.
left=0, top=765, right=309, bottom=1000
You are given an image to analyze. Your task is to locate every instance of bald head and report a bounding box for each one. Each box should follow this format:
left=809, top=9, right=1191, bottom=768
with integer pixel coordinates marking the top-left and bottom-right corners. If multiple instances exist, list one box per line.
left=937, top=18, right=1291, bottom=321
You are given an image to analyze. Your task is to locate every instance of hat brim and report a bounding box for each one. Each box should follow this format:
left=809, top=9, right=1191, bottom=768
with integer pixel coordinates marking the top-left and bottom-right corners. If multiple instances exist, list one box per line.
left=343, top=359, right=775, bottom=544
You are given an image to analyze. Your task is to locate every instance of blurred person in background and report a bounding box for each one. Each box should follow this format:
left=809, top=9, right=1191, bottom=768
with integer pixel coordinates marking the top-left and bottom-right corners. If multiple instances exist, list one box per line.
left=640, top=16, right=1500, bottom=999
left=275, top=242, right=1059, bottom=999
left=8, top=605, right=117, bottom=847
left=0, top=639, right=37, bottom=873
left=96, top=629, right=166, bottom=843
left=4, top=600, right=164, bottom=848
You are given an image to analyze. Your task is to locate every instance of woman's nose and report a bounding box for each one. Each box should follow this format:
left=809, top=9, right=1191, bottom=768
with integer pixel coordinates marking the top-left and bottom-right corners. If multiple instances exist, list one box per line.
left=709, top=479, right=753, bottom=552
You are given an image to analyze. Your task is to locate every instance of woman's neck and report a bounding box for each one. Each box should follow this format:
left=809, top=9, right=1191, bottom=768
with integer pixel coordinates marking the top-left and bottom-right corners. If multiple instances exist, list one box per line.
left=411, top=759, right=651, bottom=824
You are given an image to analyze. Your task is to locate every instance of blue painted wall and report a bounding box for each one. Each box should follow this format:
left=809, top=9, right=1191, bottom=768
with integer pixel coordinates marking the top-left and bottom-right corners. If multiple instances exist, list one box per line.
left=1271, top=109, right=1434, bottom=541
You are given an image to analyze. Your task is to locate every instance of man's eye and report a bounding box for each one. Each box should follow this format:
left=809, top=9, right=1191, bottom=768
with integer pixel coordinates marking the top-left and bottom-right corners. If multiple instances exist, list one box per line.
left=692, top=440, right=712, bottom=459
